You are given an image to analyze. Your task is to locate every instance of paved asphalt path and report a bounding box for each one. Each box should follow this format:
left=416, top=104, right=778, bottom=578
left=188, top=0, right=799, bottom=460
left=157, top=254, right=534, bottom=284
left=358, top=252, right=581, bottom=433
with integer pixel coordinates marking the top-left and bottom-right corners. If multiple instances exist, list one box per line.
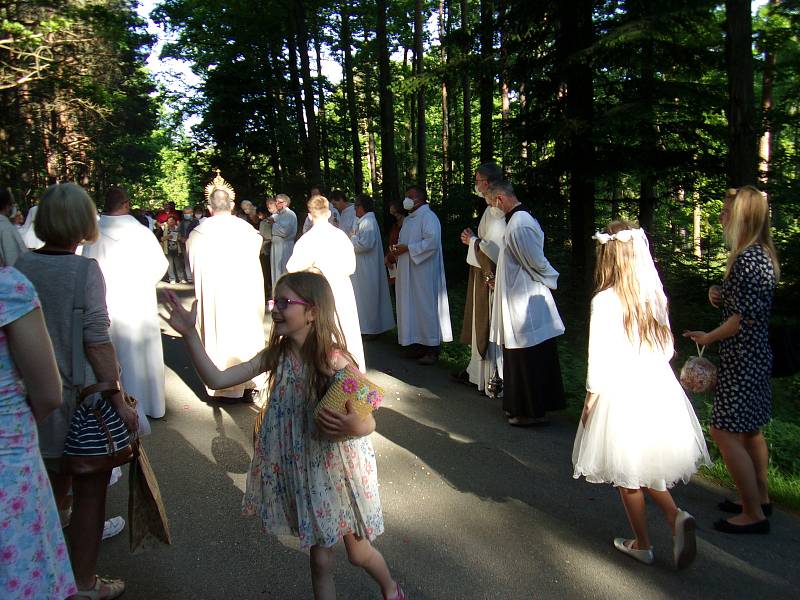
left=98, top=284, right=799, bottom=599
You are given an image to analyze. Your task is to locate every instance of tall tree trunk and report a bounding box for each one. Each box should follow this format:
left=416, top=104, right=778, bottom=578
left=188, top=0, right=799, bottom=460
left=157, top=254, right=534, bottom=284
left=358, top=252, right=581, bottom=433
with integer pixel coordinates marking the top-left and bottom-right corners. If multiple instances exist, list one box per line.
left=498, top=0, right=510, bottom=176
left=414, top=0, right=427, bottom=187
left=725, top=0, right=758, bottom=187
left=692, top=189, right=702, bottom=258
left=440, top=0, right=450, bottom=197
left=286, top=29, right=308, bottom=156
left=294, top=1, right=322, bottom=185
left=377, top=0, right=400, bottom=223
left=558, top=0, right=595, bottom=270
left=758, top=0, right=778, bottom=193
left=314, top=14, right=330, bottom=187
left=368, top=123, right=379, bottom=198
left=638, top=34, right=657, bottom=234
left=264, top=50, right=284, bottom=190
left=403, top=48, right=414, bottom=182
left=461, top=0, right=472, bottom=185
left=478, top=0, right=494, bottom=164
left=342, top=1, right=364, bottom=193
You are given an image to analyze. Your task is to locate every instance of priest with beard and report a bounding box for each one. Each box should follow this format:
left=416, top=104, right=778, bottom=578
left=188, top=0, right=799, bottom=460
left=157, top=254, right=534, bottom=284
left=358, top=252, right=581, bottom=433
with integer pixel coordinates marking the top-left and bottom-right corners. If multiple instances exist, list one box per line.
left=187, top=173, right=266, bottom=401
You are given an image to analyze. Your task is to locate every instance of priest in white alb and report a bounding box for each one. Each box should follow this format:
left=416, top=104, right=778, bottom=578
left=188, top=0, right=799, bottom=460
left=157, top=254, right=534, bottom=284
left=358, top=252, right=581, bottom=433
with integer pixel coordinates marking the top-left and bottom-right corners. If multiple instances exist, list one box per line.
left=187, top=172, right=266, bottom=400
left=287, top=195, right=365, bottom=372
left=81, top=187, right=168, bottom=431
left=390, top=185, right=452, bottom=366
left=269, top=193, right=297, bottom=286
left=350, top=194, right=395, bottom=336
left=457, top=163, right=507, bottom=393
left=490, top=180, right=565, bottom=426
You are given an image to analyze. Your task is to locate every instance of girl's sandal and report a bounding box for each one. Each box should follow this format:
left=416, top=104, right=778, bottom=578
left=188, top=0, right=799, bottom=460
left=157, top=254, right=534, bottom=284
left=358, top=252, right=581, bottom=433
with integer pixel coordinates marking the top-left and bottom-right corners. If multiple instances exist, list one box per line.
left=68, top=576, right=125, bottom=600
left=386, top=583, right=407, bottom=600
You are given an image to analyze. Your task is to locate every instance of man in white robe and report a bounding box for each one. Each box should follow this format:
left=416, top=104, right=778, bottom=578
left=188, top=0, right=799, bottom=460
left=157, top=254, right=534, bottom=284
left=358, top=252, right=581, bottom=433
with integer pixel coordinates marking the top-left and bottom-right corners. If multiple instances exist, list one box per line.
left=455, top=163, right=506, bottom=393
left=350, top=195, right=395, bottom=336
left=489, top=180, right=565, bottom=426
left=287, top=195, right=366, bottom=372
left=81, top=187, right=168, bottom=431
left=331, top=190, right=357, bottom=236
left=391, top=185, right=452, bottom=365
left=187, top=187, right=266, bottom=400
left=269, top=193, right=297, bottom=287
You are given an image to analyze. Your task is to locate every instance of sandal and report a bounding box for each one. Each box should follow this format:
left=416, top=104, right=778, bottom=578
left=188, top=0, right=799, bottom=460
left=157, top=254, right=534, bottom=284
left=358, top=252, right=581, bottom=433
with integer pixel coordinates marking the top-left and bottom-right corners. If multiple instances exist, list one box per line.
left=69, top=575, right=125, bottom=600
left=386, top=583, right=407, bottom=600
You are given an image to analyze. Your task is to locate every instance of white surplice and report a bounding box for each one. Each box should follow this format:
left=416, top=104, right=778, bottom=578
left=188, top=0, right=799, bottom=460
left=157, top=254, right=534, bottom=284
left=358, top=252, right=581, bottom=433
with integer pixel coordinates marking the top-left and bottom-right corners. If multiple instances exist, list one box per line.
left=81, top=215, right=169, bottom=430
left=286, top=221, right=365, bottom=372
left=396, top=203, right=452, bottom=347
left=465, top=206, right=506, bottom=390
left=270, top=207, right=297, bottom=287
left=338, top=204, right=357, bottom=236
left=491, top=209, right=564, bottom=350
left=187, top=214, right=266, bottom=397
left=20, top=206, right=44, bottom=249
left=351, top=212, right=395, bottom=335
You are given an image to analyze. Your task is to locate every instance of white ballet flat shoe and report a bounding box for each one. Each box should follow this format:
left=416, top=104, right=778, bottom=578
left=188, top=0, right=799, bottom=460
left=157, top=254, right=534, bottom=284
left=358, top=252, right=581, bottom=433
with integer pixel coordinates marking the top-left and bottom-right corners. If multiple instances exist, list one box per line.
left=613, top=538, right=654, bottom=565
left=673, top=509, right=697, bottom=569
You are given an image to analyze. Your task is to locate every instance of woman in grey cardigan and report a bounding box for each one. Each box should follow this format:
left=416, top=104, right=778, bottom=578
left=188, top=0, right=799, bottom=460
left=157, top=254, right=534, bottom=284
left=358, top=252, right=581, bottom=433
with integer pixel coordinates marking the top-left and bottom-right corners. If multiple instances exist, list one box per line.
left=15, top=183, right=138, bottom=600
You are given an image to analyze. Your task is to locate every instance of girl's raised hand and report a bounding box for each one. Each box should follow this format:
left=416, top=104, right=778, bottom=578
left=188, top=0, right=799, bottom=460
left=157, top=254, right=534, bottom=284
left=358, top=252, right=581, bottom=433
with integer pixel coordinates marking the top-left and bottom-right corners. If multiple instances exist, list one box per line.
left=161, top=289, right=198, bottom=337
left=316, top=400, right=374, bottom=438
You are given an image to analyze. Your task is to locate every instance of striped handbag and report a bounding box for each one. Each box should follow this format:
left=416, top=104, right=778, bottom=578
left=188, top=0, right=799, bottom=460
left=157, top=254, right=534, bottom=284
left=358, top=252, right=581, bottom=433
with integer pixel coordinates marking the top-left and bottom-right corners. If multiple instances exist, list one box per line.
left=62, top=380, right=138, bottom=475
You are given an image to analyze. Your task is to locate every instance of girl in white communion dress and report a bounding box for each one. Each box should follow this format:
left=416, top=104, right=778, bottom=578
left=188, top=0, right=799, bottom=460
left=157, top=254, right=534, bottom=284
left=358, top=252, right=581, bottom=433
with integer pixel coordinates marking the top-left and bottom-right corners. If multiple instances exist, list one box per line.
left=572, top=221, right=710, bottom=569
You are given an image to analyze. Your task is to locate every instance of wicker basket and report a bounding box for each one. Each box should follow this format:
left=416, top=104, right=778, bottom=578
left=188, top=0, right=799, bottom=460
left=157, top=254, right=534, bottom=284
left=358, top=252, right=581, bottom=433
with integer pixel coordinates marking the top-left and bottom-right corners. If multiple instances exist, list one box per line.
left=314, top=365, right=384, bottom=423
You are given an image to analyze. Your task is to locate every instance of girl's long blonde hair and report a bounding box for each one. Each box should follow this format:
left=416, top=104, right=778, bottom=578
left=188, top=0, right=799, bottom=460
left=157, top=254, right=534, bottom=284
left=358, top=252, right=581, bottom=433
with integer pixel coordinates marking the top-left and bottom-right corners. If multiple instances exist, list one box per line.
left=261, top=271, right=354, bottom=403
left=594, top=221, right=673, bottom=350
left=725, top=185, right=780, bottom=280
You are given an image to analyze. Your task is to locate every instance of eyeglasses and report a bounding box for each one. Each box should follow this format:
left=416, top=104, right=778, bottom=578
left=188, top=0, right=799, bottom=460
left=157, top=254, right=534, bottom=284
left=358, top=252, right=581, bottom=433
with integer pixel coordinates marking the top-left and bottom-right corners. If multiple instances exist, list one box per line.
left=267, top=297, right=312, bottom=312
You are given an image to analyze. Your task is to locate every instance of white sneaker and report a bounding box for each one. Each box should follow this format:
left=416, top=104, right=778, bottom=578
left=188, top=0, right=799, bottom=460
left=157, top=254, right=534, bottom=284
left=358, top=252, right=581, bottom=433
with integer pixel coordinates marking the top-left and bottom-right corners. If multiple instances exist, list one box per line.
left=102, top=516, right=125, bottom=540
left=673, top=509, right=697, bottom=569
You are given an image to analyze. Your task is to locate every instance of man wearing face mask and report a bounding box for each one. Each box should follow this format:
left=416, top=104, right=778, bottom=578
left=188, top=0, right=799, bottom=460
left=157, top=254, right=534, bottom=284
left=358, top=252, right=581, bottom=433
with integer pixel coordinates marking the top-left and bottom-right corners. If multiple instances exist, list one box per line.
left=0, top=187, right=27, bottom=267
left=454, top=163, right=507, bottom=394
left=391, top=185, right=452, bottom=365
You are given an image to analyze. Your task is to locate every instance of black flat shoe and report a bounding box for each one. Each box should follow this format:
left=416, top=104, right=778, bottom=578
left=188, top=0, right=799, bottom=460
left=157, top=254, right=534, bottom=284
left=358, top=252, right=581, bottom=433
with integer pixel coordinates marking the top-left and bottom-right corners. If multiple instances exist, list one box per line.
left=713, top=518, right=770, bottom=535
left=717, top=498, right=773, bottom=517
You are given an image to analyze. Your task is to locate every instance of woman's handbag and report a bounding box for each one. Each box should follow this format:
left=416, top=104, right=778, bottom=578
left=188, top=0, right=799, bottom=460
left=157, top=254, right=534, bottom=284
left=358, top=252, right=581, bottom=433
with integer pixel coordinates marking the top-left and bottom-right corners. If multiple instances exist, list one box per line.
left=62, top=380, right=138, bottom=475
left=128, top=444, right=172, bottom=554
left=314, top=365, right=384, bottom=441
left=680, top=344, right=718, bottom=394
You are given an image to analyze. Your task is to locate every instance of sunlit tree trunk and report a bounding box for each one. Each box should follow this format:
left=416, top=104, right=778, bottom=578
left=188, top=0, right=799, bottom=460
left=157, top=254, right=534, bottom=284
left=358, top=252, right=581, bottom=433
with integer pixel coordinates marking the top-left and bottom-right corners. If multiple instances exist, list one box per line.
left=341, top=0, right=363, bottom=193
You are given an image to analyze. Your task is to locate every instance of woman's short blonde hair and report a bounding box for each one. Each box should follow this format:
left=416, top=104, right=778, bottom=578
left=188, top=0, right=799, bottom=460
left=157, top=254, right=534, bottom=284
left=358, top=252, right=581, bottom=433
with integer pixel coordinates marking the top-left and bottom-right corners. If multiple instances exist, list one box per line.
left=35, top=183, right=99, bottom=247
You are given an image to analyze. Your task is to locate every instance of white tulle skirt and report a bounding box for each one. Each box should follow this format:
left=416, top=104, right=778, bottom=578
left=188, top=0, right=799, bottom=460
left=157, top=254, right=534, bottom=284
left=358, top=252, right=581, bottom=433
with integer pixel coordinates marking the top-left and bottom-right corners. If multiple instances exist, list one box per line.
left=572, top=367, right=711, bottom=492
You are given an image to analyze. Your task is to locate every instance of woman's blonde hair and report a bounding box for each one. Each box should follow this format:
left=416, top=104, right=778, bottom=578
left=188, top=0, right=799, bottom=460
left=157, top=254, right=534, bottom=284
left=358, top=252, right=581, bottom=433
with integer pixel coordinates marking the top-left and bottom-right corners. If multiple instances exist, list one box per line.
left=35, top=183, right=99, bottom=247
left=725, top=185, right=780, bottom=279
left=261, top=271, right=354, bottom=403
left=594, top=221, right=673, bottom=350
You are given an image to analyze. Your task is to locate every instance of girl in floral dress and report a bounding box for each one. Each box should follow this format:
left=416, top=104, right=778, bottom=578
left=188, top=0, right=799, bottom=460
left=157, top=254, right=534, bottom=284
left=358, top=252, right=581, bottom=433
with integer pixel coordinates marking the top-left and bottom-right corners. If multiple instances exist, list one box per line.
left=0, top=267, right=76, bottom=599
left=164, top=271, right=405, bottom=600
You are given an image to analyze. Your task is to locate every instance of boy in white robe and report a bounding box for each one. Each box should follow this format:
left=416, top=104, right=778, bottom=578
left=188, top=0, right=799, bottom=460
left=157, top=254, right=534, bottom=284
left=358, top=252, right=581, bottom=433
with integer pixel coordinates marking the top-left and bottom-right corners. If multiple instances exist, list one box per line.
left=287, top=195, right=365, bottom=372
left=350, top=194, right=395, bottom=336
